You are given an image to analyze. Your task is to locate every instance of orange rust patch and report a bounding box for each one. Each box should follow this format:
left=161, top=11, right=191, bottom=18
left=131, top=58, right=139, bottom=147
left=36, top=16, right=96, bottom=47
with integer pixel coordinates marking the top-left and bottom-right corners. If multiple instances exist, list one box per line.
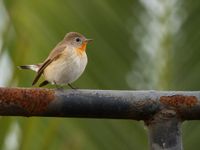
left=160, top=95, right=198, bottom=107
left=77, top=42, right=87, bottom=55
left=0, top=88, right=55, bottom=114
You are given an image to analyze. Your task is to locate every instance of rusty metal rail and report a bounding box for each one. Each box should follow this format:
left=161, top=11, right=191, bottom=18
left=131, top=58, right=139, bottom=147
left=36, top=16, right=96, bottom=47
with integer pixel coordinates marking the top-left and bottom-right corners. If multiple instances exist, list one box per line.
left=0, top=87, right=200, bottom=150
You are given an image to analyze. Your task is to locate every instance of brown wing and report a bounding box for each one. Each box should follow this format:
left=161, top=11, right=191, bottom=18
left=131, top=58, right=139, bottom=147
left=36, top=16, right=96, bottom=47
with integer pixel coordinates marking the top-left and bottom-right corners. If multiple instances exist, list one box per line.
left=32, top=41, right=66, bottom=86
left=32, top=59, right=52, bottom=85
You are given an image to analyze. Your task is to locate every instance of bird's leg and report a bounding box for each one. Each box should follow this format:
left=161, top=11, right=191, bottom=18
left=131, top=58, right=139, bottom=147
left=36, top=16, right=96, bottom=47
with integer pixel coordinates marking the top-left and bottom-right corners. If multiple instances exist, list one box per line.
left=54, top=81, right=64, bottom=90
left=68, top=83, right=77, bottom=90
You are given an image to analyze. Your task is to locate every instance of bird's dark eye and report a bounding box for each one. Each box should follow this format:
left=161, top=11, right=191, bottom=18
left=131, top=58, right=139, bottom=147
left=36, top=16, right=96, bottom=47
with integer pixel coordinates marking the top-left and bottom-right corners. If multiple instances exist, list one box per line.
left=75, top=37, right=81, bottom=42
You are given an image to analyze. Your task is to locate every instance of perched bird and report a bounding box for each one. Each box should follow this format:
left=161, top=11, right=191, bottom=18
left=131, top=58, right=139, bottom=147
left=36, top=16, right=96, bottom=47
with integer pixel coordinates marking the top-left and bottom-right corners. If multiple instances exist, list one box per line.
left=19, top=32, right=92, bottom=88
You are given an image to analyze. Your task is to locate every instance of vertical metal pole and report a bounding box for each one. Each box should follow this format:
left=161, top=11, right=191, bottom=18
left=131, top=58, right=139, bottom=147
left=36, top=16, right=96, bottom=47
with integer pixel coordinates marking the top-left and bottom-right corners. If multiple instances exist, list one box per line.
left=146, top=109, right=183, bottom=150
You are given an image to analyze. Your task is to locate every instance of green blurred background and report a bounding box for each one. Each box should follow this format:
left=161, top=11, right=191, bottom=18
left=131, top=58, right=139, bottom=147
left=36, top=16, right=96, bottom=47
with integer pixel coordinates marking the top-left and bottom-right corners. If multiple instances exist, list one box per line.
left=0, top=0, right=200, bottom=149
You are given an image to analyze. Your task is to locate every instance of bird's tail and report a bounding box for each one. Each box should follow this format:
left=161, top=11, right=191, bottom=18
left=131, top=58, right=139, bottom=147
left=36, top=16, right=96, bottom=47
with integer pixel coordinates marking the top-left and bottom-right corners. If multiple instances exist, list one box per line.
left=18, top=64, right=40, bottom=72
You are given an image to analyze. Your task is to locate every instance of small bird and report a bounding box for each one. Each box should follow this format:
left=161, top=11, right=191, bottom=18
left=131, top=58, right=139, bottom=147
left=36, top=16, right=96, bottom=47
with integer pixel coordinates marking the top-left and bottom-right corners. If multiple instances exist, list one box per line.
left=19, top=32, right=92, bottom=88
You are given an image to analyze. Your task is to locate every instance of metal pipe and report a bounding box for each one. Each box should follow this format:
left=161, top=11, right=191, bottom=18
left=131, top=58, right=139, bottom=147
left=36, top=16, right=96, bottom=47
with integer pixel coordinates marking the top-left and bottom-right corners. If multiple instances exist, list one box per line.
left=0, top=88, right=159, bottom=118
left=145, top=109, right=182, bottom=150
left=0, top=88, right=200, bottom=120
left=1, top=87, right=200, bottom=150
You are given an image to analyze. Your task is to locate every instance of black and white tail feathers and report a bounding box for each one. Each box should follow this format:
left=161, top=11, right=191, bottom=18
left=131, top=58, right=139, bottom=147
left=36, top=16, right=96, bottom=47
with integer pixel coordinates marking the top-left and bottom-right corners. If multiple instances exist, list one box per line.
left=18, top=64, right=40, bottom=72
left=18, top=64, right=49, bottom=87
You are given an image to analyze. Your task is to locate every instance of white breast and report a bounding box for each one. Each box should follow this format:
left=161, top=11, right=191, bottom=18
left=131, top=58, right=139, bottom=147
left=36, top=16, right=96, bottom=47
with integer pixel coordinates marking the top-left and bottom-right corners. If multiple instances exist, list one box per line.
left=44, top=49, right=88, bottom=85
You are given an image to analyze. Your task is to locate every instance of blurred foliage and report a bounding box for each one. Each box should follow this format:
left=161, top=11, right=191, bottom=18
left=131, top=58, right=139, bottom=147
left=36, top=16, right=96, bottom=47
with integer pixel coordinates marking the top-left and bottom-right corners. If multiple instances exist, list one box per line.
left=1, top=0, right=200, bottom=150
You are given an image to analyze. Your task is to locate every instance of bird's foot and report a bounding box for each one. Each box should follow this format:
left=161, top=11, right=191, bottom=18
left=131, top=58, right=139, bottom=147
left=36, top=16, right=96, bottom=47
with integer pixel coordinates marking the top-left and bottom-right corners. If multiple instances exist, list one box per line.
left=53, top=81, right=64, bottom=91
left=68, top=83, right=78, bottom=90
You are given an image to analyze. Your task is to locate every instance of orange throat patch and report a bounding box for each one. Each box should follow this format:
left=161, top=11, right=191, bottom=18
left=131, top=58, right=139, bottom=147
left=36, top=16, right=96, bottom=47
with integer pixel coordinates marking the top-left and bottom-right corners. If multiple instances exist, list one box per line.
left=77, top=42, right=87, bottom=56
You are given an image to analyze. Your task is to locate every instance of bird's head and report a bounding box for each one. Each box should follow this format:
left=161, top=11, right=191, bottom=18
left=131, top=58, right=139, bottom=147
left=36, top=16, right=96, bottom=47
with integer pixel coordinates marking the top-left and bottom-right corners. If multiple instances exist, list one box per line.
left=64, top=32, right=92, bottom=54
